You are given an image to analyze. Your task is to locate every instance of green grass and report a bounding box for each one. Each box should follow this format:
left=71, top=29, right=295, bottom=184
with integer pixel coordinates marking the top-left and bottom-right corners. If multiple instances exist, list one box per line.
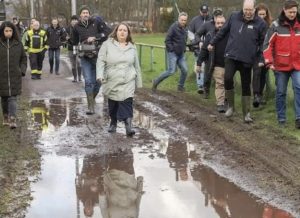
left=133, top=33, right=300, bottom=140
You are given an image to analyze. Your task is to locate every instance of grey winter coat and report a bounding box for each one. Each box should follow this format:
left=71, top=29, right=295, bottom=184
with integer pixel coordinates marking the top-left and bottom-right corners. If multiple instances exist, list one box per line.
left=96, top=38, right=142, bottom=101
left=0, top=39, right=27, bottom=96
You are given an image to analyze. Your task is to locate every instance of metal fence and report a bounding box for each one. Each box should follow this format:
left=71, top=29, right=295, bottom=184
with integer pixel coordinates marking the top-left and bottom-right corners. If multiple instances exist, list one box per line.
left=136, top=43, right=167, bottom=71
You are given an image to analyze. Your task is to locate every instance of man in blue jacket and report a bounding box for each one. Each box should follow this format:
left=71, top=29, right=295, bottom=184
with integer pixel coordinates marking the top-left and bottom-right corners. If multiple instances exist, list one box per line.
left=152, top=12, right=188, bottom=92
left=208, top=0, right=267, bottom=123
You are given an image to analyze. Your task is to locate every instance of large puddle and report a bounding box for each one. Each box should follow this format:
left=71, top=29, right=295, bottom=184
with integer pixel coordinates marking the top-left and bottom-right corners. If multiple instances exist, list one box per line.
left=24, top=97, right=294, bottom=218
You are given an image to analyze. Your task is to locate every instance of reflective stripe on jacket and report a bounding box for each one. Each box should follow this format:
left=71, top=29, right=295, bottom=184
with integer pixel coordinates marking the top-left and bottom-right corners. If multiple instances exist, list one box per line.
left=25, top=29, right=48, bottom=53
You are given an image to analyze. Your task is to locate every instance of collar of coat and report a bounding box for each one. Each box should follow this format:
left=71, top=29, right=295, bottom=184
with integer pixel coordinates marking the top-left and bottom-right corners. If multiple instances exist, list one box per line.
left=278, top=10, right=300, bottom=28
left=110, top=38, right=134, bottom=50
left=0, top=39, right=20, bottom=49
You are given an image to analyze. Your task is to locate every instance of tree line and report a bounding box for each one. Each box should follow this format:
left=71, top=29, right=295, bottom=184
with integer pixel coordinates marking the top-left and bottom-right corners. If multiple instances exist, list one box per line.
left=11, top=0, right=285, bottom=32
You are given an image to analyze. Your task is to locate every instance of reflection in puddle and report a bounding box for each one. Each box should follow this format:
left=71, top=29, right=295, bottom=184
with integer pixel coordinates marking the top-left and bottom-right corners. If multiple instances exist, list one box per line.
left=30, top=98, right=86, bottom=133
left=25, top=99, right=295, bottom=218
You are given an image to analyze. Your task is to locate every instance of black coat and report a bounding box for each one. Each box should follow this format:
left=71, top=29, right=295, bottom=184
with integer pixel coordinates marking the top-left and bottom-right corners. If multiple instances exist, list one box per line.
left=165, top=21, right=188, bottom=55
left=72, top=17, right=111, bottom=45
left=0, top=39, right=27, bottom=96
left=198, top=29, right=228, bottom=74
left=210, top=10, right=267, bottom=65
left=46, top=25, right=66, bottom=48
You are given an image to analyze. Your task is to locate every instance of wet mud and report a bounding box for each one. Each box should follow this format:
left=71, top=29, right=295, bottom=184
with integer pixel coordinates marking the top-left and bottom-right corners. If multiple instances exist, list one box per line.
left=0, top=55, right=298, bottom=217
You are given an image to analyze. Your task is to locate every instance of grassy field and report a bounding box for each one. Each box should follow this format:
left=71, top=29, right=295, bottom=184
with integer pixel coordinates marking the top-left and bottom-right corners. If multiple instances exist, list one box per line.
left=133, top=33, right=300, bottom=140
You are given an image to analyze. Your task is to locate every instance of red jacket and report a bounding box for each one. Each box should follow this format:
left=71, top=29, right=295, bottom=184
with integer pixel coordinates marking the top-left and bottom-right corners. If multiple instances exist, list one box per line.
left=263, top=12, right=300, bottom=72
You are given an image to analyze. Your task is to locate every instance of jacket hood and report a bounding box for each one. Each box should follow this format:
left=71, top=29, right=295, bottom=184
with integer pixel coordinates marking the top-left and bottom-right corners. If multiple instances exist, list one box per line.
left=110, top=38, right=135, bottom=50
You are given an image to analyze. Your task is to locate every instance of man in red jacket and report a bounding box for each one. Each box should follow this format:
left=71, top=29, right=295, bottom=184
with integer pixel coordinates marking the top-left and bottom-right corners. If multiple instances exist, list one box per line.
left=263, top=0, right=300, bottom=129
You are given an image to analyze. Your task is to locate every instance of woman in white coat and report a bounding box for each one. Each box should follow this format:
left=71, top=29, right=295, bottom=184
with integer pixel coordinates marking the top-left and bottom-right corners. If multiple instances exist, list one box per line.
left=96, top=23, right=142, bottom=136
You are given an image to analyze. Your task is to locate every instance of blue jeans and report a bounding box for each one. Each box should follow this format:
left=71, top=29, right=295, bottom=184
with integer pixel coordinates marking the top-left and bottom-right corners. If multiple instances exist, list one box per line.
left=274, top=71, right=300, bottom=122
left=48, top=48, right=60, bottom=73
left=1, top=96, right=17, bottom=117
left=81, top=57, right=101, bottom=95
left=154, top=52, right=188, bottom=88
left=194, top=54, right=204, bottom=88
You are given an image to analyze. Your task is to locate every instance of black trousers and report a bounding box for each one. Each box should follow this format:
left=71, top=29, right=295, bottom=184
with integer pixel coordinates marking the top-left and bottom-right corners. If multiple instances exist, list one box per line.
left=29, top=51, right=45, bottom=74
left=252, top=63, right=268, bottom=95
left=224, top=58, right=252, bottom=96
left=108, top=97, right=133, bottom=121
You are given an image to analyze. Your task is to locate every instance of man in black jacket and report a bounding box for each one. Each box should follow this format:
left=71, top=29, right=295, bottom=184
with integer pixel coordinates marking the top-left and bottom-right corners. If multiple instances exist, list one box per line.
left=189, top=4, right=211, bottom=94
left=66, top=15, right=81, bottom=82
left=208, top=0, right=267, bottom=123
left=152, top=12, right=188, bottom=92
left=197, top=15, right=227, bottom=113
left=46, top=18, right=66, bottom=75
left=73, top=5, right=111, bottom=115
left=195, top=8, right=223, bottom=97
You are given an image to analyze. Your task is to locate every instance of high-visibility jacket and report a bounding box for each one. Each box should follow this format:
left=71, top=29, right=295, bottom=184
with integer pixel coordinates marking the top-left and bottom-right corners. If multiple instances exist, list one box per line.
left=24, top=28, right=48, bottom=53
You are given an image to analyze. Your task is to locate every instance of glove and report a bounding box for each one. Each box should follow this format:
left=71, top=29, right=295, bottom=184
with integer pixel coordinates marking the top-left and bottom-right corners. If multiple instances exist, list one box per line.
left=22, top=72, right=26, bottom=77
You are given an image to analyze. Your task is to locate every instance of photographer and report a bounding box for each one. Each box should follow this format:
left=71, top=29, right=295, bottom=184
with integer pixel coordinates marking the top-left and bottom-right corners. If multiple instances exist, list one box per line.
left=73, top=5, right=111, bottom=115
left=66, top=15, right=81, bottom=82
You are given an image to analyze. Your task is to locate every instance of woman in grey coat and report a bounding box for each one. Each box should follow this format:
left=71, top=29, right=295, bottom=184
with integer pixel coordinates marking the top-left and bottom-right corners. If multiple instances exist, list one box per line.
left=96, top=23, right=142, bottom=136
left=0, top=21, right=27, bottom=128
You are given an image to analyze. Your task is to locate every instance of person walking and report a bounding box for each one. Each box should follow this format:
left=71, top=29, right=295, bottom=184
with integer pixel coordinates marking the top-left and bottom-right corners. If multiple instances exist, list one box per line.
left=66, top=15, right=81, bottom=82
left=0, top=21, right=27, bottom=128
left=208, top=0, right=267, bottom=123
left=46, top=18, right=66, bottom=75
left=96, top=23, right=142, bottom=136
left=189, top=4, right=211, bottom=94
left=263, top=0, right=300, bottom=128
left=72, top=5, right=111, bottom=115
left=197, top=15, right=227, bottom=113
left=12, top=17, right=25, bottom=37
left=152, top=12, right=188, bottom=92
left=23, top=20, right=48, bottom=80
left=252, top=3, right=273, bottom=107
left=195, top=8, right=224, bottom=98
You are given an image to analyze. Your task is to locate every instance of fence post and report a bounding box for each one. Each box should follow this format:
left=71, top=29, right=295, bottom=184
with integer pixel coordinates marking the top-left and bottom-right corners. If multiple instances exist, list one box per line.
left=150, top=46, right=154, bottom=71
left=164, top=49, right=167, bottom=70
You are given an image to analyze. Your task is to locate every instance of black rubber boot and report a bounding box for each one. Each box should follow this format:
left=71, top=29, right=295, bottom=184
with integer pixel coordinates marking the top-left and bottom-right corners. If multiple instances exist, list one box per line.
left=124, top=118, right=135, bottom=136
left=225, top=89, right=235, bottom=118
left=78, top=67, right=82, bottom=81
left=108, top=119, right=117, bottom=133
left=72, top=69, right=77, bottom=82
left=252, top=94, right=261, bottom=108
left=242, top=96, right=253, bottom=123
left=86, top=93, right=95, bottom=115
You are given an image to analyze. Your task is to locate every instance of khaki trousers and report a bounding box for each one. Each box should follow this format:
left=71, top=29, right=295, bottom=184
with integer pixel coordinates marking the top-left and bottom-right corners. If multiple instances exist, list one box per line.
left=213, top=67, right=225, bottom=105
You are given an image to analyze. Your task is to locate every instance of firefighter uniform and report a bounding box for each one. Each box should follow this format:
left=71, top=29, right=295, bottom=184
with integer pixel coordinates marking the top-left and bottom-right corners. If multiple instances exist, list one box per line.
left=24, top=28, right=48, bottom=79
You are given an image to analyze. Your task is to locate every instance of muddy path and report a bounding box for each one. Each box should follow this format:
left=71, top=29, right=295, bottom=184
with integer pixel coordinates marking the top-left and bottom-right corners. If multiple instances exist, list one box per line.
left=0, top=54, right=299, bottom=218
left=135, top=89, right=300, bottom=216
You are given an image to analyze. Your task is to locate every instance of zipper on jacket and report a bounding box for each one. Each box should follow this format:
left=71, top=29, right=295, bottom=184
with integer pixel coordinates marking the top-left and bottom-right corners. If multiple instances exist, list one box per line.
left=7, top=38, right=11, bottom=96
left=239, top=23, right=244, bottom=33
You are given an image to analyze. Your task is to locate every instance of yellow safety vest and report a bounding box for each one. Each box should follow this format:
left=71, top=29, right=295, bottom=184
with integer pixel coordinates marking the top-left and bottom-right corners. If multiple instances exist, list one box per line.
left=25, top=29, right=48, bottom=53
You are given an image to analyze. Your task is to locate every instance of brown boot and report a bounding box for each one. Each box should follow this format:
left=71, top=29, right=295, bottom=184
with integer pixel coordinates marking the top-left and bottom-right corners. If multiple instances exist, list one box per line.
left=2, top=114, right=9, bottom=126
left=9, top=116, right=17, bottom=129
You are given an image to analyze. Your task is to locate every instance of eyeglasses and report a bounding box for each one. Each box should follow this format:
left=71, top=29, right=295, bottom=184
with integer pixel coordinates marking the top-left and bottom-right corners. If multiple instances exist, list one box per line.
left=243, top=8, right=255, bottom=12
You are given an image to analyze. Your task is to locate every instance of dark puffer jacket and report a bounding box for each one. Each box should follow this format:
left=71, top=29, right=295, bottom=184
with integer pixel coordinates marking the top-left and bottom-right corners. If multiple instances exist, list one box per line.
left=0, top=39, right=27, bottom=96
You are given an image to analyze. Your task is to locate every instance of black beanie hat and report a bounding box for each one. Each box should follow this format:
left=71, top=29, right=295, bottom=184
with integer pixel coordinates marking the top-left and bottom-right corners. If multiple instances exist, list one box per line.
left=71, top=15, right=79, bottom=20
left=79, top=5, right=91, bottom=14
